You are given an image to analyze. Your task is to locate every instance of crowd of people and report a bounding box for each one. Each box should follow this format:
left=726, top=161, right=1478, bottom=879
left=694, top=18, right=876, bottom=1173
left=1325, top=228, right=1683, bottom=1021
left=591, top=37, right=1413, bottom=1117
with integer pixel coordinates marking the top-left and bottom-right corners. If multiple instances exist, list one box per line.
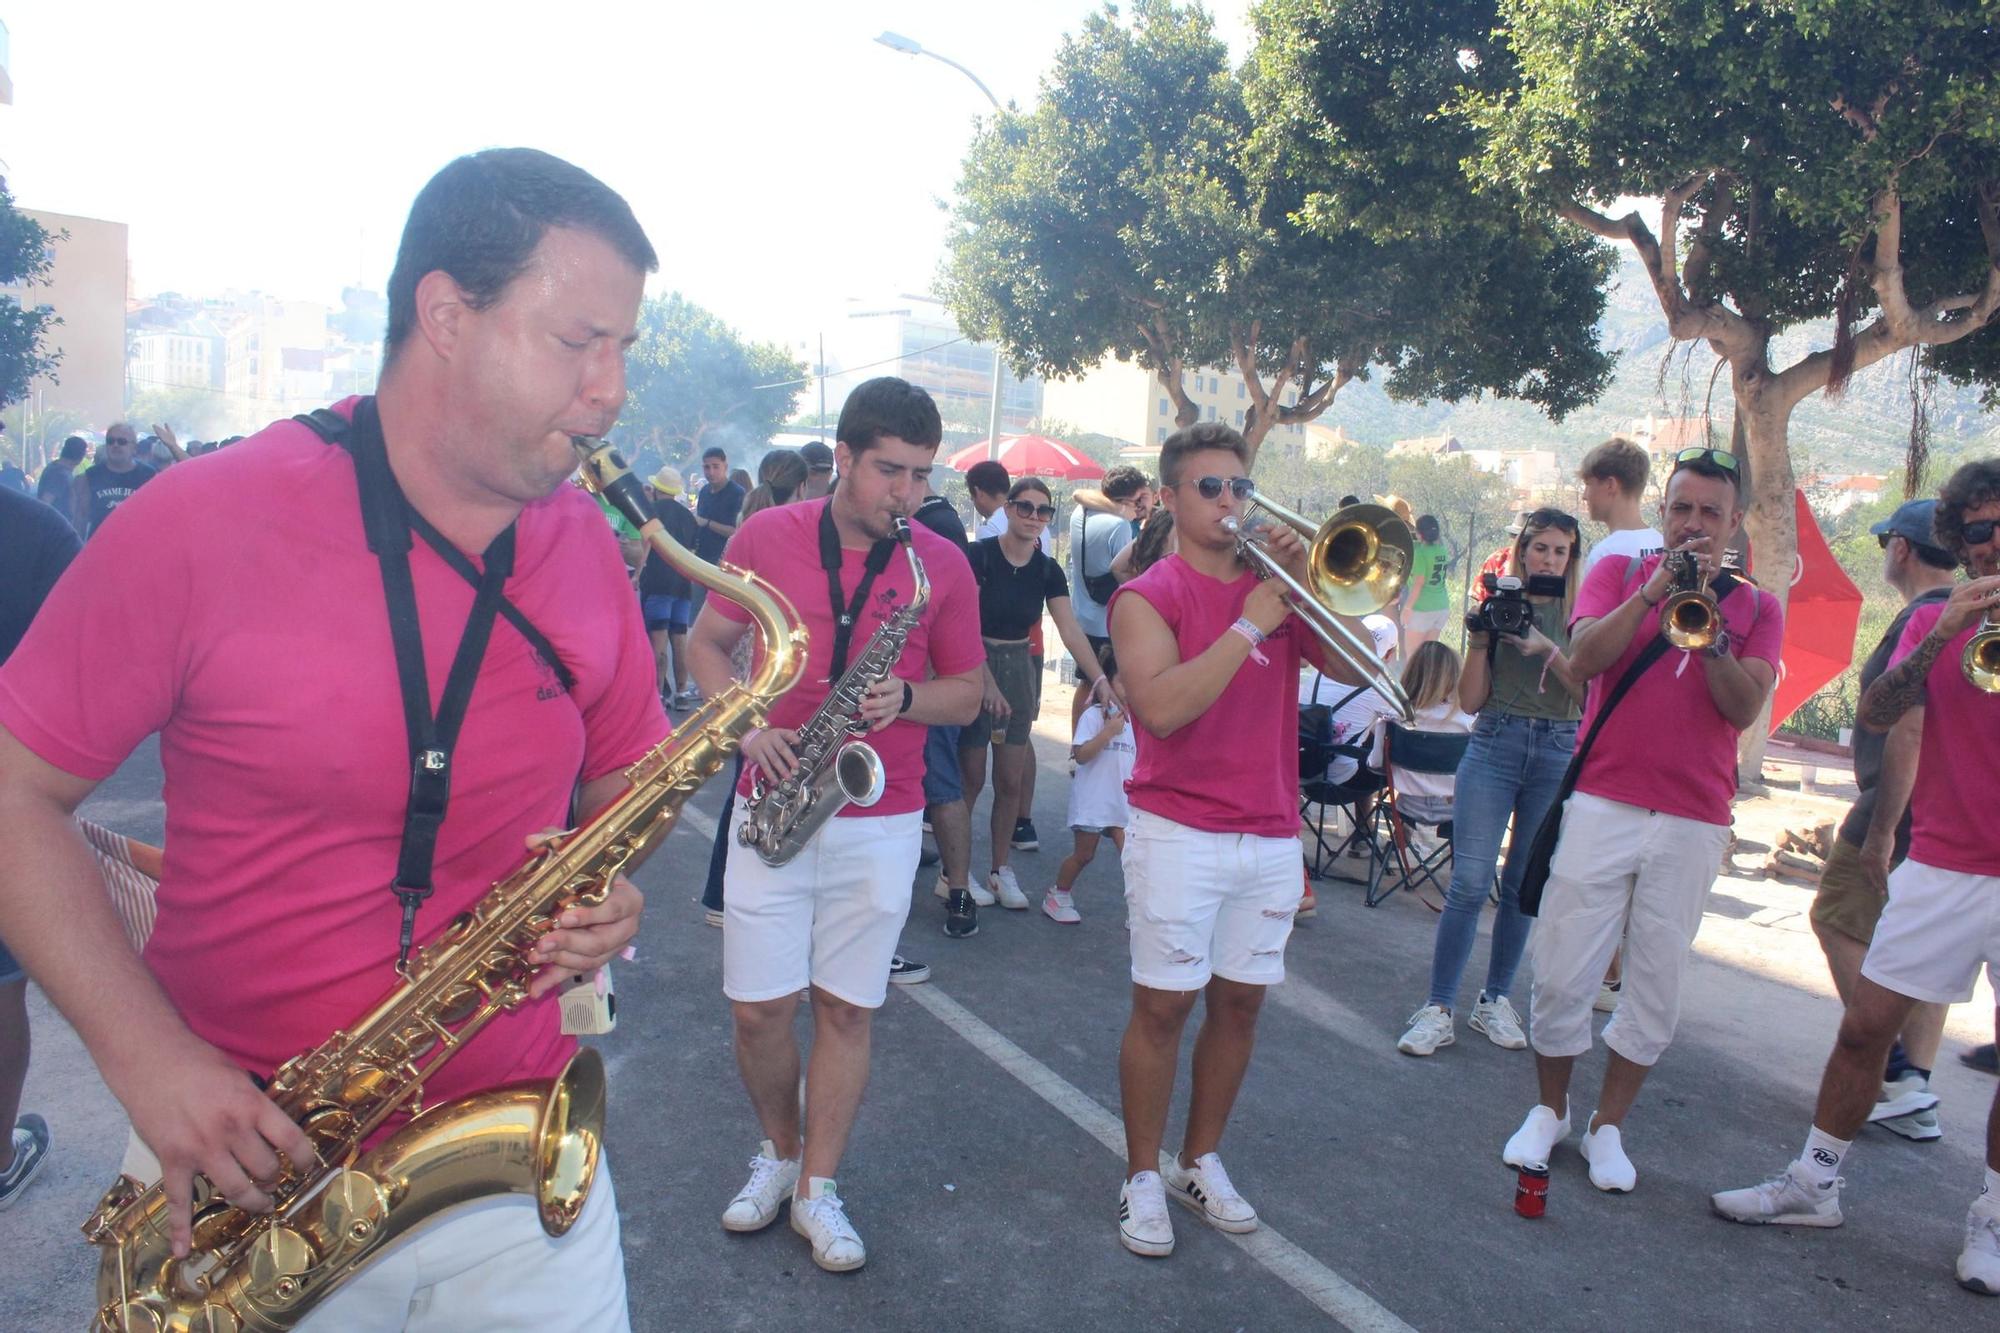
left=0, top=146, right=1996, bottom=1327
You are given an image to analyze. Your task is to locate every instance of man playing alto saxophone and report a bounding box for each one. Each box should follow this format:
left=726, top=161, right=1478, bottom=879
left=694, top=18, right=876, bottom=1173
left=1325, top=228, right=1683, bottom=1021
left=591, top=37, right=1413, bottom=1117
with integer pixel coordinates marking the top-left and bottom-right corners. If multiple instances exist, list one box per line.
left=0, top=149, right=665, bottom=1329
left=687, top=377, right=983, bottom=1273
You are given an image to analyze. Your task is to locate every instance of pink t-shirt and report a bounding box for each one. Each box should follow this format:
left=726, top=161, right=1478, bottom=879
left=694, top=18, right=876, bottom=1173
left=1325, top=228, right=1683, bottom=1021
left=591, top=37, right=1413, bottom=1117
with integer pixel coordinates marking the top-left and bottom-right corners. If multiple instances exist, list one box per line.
left=709, top=497, right=983, bottom=816
left=1891, top=601, right=1999, bottom=874
left=1569, top=553, right=1783, bottom=826
left=1112, top=556, right=1303, bottom=836
left=0, top=403, right=667, bottom=1120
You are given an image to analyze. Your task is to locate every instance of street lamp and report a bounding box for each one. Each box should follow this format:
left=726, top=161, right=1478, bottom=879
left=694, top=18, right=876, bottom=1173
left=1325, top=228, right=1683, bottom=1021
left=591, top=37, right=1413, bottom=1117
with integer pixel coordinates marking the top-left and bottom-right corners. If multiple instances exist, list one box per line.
left=874, top=30, right=1008, bottom=463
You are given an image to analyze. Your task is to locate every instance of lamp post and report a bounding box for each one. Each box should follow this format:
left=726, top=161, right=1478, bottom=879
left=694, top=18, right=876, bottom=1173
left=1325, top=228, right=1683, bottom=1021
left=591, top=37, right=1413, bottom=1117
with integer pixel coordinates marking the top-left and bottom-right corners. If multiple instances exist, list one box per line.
left=875, top=30, right=1007, bottom=464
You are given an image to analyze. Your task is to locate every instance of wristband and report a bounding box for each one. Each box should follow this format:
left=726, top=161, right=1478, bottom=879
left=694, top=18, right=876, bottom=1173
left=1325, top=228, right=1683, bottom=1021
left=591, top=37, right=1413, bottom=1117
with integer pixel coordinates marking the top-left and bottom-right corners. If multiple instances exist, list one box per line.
left=742, top=726, right=765, bottom=749
left=1638, top=584, right=1663, bottom=607
left=1229, top=617, right=1267, bottom=648
left=898, top=681, right=915, bottom=715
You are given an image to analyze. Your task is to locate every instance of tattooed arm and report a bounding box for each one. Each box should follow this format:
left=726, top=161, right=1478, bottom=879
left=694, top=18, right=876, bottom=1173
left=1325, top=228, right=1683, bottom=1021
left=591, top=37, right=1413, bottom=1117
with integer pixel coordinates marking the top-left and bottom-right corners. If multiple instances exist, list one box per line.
left=1860, top=631, right=1946, bottom=732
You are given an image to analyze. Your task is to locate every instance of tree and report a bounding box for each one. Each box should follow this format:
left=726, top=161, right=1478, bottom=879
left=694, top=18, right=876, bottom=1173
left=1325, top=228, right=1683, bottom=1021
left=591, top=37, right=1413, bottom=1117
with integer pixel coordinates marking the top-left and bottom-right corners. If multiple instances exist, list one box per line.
left=942, top=0, right=1614, bottom=467
left=1, top=180, right=64, bottom=413
left=621, top=293, right=806, bottom=463
left=1464, top=0, right=2000, bottom=760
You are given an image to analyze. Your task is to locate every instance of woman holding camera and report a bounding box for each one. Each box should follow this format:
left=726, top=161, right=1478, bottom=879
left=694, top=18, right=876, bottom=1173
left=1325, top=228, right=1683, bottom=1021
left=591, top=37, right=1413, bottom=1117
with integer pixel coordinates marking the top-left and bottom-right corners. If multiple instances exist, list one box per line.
left=1397, top=509, right=1587, bottom=1057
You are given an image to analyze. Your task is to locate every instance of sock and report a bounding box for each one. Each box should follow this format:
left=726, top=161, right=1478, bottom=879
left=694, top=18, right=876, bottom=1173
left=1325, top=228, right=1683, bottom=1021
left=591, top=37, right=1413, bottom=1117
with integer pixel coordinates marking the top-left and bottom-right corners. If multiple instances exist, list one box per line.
left=1883, top=1040, right=1910, bottom=1082
left=1799, top=1126, right=1851, bottom=1187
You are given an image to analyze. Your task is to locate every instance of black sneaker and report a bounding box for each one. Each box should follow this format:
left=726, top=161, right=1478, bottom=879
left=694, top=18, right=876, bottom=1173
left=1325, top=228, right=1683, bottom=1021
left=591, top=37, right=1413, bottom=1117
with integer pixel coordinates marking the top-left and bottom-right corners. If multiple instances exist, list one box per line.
left=918, top=843, right=940, bottom=867
left=944, top=888, right=979, bottom=939
left=888, top=955, right=931, bottom=985
left=1962, top=1043, right=1999, bottom=1076
left=1012, top=818, right=1040, bottom=852
left=0, top=1114, right=51, bottom=1210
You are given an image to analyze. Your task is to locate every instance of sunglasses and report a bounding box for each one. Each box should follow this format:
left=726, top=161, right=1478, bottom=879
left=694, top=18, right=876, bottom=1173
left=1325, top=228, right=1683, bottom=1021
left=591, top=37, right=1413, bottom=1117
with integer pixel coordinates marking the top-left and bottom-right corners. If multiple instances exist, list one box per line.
left=1187, top=476, right=1256, bottom=502
left=1523, top=508, right=1579, bottom=534
left=1009, top=500, right=1057, bottom=521
left=1671, top=446, right=1739, bottom=473
left=1965, top=518, right=1999, bottom=547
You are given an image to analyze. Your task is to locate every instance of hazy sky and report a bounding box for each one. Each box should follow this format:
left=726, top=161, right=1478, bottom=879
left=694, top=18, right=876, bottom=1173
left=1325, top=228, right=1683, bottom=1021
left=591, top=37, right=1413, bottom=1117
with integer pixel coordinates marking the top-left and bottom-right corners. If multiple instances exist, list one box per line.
left=3, top=1, right=1250, bottom=346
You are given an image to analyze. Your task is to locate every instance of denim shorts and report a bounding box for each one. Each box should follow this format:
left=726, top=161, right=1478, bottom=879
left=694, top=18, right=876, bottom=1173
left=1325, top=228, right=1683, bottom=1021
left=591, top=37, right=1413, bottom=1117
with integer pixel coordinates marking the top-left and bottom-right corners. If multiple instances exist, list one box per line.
left=0, top=932, right=23, bottom=986
left=642, top=594, right=693, bottom=633
left=923, top=723, right=964, bottom=806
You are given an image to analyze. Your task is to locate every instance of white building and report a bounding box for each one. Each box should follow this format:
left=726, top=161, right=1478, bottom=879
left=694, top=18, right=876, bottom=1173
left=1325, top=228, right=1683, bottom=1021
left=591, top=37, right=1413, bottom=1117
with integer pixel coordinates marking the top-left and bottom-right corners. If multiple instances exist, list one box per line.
left=1040, top=356, right=1308, bottom=449
left=804, top=295, right=1042, bottom=440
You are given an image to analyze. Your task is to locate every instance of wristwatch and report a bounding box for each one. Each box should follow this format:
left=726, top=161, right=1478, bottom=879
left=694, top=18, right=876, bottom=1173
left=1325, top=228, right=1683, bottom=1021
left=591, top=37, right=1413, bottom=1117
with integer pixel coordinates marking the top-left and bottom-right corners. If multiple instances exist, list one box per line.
left=1703, top=629, right=1733, bottom=660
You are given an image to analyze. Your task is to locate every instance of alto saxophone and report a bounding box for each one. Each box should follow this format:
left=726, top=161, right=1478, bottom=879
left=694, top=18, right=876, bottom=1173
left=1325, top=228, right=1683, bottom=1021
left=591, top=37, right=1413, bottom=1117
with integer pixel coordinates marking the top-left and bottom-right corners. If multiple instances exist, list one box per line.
left=81, top=441, right=806, bottom=1332
left=736, top=517, right=929, bottom=866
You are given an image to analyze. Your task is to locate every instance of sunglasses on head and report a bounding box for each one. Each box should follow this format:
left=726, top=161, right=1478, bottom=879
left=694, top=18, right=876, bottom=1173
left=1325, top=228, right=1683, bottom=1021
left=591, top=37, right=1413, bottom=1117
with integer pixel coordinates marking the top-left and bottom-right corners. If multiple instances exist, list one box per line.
left=1964, top=518, right=1999, bottom=547
left=1523, top=508, right=1579, bottom=534
left=1187, top=476, right=1256, bottom=502
left=1671, top=446, right=1739, bottom=473
left=1009, top=500, right=1057, bottom=521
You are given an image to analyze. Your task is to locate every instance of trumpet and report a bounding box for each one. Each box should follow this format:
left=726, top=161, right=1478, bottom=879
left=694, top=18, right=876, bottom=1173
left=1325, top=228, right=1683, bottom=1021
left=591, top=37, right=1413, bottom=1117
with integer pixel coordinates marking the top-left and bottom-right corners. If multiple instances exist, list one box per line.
left=1222, top=494, right=1414, bottom=720
left=1659, top=549, right=1720, bottom=650
left=1965, top=609, right=2000, bottom=692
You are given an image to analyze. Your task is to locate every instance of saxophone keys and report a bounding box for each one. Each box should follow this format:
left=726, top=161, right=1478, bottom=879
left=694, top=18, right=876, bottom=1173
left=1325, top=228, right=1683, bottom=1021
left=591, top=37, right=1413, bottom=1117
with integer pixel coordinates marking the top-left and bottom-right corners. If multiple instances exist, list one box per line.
left=320, top=1169, right=390, bottom=1245
left=96, top=1299, right=166, bottom=1333
left=190, top=1305, right=242, bottom=1333
left=245, top=1223, right=316, bottom=1298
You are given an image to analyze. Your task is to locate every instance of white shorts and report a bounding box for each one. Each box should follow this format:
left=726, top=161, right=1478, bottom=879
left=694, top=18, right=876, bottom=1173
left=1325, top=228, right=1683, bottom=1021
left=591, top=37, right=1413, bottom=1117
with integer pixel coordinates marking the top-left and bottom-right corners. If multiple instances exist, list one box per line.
left=1861, top=858, right=2000, bottom=1004
left=1528, top=791, right=1732, bottom=1066
left=1122, top=807, right=1302, bottom=990
left=722, top=808, right=922, bottom=1009
left=117, top=1131, right=629, bottom=1332
left=1403, top=607, right=1451, bottom=635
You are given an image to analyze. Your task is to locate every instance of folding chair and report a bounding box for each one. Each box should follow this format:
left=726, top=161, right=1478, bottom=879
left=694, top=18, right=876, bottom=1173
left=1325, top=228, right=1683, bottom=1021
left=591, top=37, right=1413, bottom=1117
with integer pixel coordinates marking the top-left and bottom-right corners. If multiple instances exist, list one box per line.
left=1298, top=692, right=1387, bottom=882
left=1363, top=723, right=1471, bottom=909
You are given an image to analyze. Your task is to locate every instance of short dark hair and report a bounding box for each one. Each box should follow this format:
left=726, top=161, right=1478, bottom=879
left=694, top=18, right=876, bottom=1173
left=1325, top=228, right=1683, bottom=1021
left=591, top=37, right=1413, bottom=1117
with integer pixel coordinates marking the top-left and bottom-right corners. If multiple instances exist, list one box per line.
left=60, top=435, right=88, bottom=461
left=1157, top=424, right=1246, bottom=487
left=1101, top=463, right=1149, bottom=499
left=1415, top=514, right=1441, bottom=542
left=1007, top=475, right=1052, bottom=503
left=1667, top=454, right=1742, bottom=501
left=836, top=376, right=943, bottom=453
left=702, top=446, right=728, bottom=463
left=384, top=148, right=657, bottom=358
left=964, top=459, right=1011, bottom=497
left=1934, top=457, right=2000, bottom=559
left=1579, top=436, right=1651, bottom=497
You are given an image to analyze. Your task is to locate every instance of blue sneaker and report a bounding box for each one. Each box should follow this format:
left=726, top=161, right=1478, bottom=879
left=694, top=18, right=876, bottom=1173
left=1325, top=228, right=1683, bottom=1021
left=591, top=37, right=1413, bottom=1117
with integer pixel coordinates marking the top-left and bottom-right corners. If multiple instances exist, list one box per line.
left=0, top=1114, right=50, bottom=1209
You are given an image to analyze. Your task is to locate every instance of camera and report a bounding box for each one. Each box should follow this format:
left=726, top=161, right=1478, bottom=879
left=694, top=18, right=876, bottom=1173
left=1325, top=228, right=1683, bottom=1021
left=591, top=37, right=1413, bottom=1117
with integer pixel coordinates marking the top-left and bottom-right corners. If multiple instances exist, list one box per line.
left=1467, top=574, right=1536, bottom=638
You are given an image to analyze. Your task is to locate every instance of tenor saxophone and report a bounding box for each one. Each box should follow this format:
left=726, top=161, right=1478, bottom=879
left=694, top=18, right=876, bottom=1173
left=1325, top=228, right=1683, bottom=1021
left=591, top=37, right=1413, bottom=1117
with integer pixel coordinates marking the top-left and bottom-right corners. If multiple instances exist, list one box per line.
left=80, top=440, right=806, bottom=1332
left=736, top=517, right=929, bottom=866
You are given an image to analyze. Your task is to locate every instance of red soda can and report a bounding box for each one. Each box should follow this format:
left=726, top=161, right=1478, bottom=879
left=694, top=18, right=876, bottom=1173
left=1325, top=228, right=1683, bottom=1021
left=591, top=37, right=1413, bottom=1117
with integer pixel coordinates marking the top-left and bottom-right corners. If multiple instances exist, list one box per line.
left=1514, top=1163, right=1549, bottom=1218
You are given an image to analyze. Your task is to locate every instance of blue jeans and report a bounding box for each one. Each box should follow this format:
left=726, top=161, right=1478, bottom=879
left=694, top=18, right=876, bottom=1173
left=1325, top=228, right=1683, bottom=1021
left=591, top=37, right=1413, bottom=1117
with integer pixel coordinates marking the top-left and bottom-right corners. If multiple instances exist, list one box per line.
left=1426, top=712, right=1577, bottom=1009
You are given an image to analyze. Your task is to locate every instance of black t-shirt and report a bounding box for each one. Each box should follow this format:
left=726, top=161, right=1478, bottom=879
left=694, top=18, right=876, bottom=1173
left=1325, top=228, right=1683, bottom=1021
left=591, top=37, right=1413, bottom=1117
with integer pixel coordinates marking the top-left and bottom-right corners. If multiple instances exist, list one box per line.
left=35, top=460, right=76, bottom=515
left=911, top=494, right=970, bottom=550
left=693, top=480, right=745, bottom=564
left=968, top=536, right=1070, bottom=640
left=1838, top=585, right=1954, bottom=855
left=0, top=486, right=82, bottom=662
left=639, top=500, right=701, bottom=599
left=81, top=461, right=156, bottom=537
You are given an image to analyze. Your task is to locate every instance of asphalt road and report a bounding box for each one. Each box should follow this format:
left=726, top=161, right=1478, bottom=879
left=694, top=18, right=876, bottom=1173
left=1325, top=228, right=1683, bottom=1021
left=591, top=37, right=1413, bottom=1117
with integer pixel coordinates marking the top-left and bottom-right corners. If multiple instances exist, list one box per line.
left=3, top=726, right=1998, bottom=1331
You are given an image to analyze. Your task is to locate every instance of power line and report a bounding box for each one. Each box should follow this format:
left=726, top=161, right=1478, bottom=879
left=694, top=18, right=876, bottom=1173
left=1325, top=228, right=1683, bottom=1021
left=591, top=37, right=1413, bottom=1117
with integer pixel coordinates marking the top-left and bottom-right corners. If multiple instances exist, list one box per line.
left=748, top=335, right=973, bottom=391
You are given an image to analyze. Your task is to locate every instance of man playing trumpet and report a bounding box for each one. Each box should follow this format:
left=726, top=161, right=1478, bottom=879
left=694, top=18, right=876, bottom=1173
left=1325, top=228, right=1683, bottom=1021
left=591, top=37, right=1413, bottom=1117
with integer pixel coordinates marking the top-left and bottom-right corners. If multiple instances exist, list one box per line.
left=1713, top=457, right=2000, bottom=1296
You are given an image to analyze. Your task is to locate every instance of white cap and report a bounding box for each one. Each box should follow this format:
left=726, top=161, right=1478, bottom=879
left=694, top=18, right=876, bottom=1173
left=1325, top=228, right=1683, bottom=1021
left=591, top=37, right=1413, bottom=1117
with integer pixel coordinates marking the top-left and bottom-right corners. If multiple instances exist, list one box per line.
left=1363, top=613, right=1398, bottom=659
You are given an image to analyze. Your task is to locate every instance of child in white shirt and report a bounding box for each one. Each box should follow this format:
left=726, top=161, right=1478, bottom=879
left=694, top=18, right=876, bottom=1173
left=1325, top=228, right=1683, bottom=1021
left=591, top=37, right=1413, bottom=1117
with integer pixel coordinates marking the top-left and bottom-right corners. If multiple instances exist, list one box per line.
left=1045, top=650, right=1136, bottom=923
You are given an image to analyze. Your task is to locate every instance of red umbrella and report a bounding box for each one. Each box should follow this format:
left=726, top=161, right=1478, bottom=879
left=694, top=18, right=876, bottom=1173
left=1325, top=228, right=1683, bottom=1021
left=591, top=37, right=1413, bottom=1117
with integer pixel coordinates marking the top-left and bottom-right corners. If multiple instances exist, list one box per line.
left=943, top=435, right=1105, bottom=481
left=1767, top=488, right=1864, bottom=730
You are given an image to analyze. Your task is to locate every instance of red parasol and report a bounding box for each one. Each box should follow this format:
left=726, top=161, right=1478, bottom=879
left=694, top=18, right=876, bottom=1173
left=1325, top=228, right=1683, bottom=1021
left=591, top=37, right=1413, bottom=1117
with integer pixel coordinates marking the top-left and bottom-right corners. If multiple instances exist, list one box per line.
left=1767, top=488, right=1864, bottom=730
left=943, top=435, right=1106, bottom=481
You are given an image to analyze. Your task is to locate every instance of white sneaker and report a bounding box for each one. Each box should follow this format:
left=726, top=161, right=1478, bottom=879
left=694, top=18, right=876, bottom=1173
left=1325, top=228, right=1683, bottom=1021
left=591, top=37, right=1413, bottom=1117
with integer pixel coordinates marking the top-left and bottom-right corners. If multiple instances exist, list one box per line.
left=1162, top=1152, right=1258, bottom=1233
left=934, top=873, right=994, bottom=908
left=1579, top=1117, right=1637, bottom=1192
left=1593, top=981, right=1622, bottom=1013
left=1868, top=1071, right=1940, bottom=1122
left=1959, top=1196, right=2000, bottom=1295
left=1469, top=995, right=1528, bottom=1050
left=1118, top=1170, right=1175, bottom=1257
left=1502, top=1104, right=1570, bottom=1168
left=989, top=866, right=1029, bottom=910
left=1042, top=888, right=1081, bottom=924
left=1397, top=1005, right=1455, bottom=1056
left=790, top=1177, right=866, bottom=1271
left=1710, top=1161, right=1844, bottom=1227
left=721, top=1140, right=800, bottom=1232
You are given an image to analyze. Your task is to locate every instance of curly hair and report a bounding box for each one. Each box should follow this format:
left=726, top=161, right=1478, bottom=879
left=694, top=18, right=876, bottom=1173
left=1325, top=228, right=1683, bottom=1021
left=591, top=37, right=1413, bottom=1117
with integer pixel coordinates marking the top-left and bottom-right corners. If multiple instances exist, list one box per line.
left=1933, top=457, right=2000, bottom=559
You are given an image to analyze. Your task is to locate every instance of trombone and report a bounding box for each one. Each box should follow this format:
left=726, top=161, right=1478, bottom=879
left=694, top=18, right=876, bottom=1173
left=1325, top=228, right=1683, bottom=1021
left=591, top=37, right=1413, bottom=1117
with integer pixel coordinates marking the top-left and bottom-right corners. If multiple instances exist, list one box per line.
left=1222, top=494, right=1415, bottom=720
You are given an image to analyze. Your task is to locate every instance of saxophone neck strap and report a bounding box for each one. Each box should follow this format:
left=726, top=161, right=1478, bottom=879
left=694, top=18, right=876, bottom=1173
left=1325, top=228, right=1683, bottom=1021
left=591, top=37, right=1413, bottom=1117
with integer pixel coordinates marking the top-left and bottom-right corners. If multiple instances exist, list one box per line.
left=346, top=397, right=518, bottom=970
left=817, top=501, right=898, bottom=680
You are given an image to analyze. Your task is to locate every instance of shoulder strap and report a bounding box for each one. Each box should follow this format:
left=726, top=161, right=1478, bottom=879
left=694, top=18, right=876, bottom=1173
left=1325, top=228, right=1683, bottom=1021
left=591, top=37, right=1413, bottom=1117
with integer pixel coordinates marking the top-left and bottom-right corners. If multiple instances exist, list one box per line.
left=300, top=404, right=577, bottom=693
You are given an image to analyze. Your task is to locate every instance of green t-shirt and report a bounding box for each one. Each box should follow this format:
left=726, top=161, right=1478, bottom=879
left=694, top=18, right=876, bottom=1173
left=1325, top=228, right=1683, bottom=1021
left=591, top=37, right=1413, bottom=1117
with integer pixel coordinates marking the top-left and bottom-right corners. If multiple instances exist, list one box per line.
left=594, top=493, right=640, bottom=541
left=1409, top=542, right=1451, bottom=611
left=1481, top=598, right=1582, bottom=722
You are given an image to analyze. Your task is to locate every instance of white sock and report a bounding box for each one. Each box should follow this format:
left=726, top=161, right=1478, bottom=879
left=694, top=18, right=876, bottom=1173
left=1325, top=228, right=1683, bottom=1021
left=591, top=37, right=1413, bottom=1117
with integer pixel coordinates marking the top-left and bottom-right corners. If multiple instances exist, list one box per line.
left=1982, top=1165, right=2000, bottom=1203
left=1799, top=1126, right=1851, bottom=1187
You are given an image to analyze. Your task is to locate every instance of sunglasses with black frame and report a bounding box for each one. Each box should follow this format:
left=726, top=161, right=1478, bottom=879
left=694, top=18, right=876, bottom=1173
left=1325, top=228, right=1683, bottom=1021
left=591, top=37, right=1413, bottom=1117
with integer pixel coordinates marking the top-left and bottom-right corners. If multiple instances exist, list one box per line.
left=1182, top=475, right=1256, bottom=502
left=1008, top=499, right=1058, bottom=521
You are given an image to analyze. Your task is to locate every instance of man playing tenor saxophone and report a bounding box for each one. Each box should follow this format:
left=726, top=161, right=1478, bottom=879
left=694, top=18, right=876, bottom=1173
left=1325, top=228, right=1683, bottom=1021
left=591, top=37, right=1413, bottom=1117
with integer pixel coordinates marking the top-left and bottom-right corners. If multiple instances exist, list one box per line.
left=687, top=376, right=983, bottom=1273
left=0, top=149, right=666, bottom=1329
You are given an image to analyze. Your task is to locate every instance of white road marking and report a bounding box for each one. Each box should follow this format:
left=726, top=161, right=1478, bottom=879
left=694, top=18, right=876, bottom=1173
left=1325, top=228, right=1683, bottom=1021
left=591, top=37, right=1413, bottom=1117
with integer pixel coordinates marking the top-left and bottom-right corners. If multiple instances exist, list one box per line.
left=902, top=983, right=1418, bottom=1333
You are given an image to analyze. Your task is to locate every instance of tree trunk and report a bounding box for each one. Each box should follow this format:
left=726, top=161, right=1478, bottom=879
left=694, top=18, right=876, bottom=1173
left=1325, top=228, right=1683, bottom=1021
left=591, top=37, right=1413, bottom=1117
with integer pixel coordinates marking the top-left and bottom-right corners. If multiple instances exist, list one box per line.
left=1731, top=363, right=1797, bottom=787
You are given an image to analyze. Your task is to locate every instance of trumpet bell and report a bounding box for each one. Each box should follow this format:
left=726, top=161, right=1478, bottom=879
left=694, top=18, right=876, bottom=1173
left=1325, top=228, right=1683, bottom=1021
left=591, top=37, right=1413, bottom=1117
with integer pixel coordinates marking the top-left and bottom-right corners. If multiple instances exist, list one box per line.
left=1965, top=626, right=2000, bottom=693
left=1309, top=503, right=1413, bottom=616
left=1661, top=590, right=1719, bottom=651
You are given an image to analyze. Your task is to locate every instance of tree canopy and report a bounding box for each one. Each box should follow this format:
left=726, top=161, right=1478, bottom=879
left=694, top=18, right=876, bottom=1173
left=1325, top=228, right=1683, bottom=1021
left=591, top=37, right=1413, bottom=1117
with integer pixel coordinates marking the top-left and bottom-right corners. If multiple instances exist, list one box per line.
left=1, top=181, right=63, bottom=415
left=620, top=293, right=806, bottom=462
left=942, top=0, right=1615, bottom=464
